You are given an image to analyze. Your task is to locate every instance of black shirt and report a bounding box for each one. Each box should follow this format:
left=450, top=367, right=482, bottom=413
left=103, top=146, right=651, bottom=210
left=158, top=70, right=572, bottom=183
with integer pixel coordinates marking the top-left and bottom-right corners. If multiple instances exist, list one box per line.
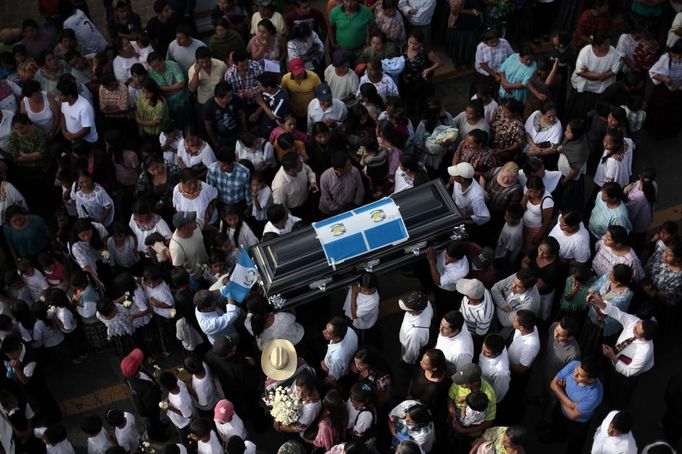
left=146, top=16, right=178, bottom=57
left=203, top=96, right=245, bottom=140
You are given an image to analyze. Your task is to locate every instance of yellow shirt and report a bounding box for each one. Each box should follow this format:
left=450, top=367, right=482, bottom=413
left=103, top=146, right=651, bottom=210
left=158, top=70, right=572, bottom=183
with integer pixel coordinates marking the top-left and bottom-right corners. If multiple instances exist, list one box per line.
left=281, top=71, right=321, bottom=118
left=187, top=58, right=228, bottom=104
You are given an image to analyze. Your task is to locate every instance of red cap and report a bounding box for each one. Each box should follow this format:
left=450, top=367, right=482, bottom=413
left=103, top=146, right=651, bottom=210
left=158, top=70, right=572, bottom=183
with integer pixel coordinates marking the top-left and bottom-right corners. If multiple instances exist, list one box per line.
left=120, top=348, right=144, bottom=378
left=214, top=399, right=235, bottom=422
left=289, top=58, right=305, bottom=76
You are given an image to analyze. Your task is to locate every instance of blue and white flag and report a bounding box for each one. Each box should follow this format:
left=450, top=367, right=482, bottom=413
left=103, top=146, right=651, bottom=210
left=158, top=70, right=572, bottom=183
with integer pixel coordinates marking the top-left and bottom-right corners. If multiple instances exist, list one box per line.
left=222, top=249, right=259, bottom=303
left=312, top=198, right=409, bottom=266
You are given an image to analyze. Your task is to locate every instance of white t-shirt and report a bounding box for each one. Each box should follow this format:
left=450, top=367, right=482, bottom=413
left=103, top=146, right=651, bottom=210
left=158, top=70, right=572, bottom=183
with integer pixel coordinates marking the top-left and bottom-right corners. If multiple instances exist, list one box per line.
left=192, top=364, right=219, bottom=410
left=197, top=430, right=223, bottom=454
left=507, top=327, right=540, bottom=367
left=495, top=221, right=523, bottom=261
left=63, top=9, right=107, bottom=55
left=345, top=400, right=374, bottom=437
left=144, top=282, right=175, bottom=318
left=549, top=219, right=591, bottom=263
left=215, top=412, right=248, bottom=443
left=435, top=252, right=470, bottom=291
left=522, top=192, right=553, bottom=228
left=172, top=182, right=219, bottom=226
left=87, top=428, right=114, bottom=454
left=167, top=380, right=194, bottom=429
left=342, top=287, right=380, bottom=330
left=571, top=45, right=621, bottom=93
left=22, top=271, right=48, bottom=302
left=251, top=185, right=272, bottom=221
left=236, top=140, right=275, bottom=172
left=593, top=150, right=629, bottom=188
left=262, top=214, right=302, bottom=237
left=177, top=141, right=217, bottom=169
left=129, top=215, right=173, bottom=253
left=115, top=412, right=140, bottom=453
left=113, top=55, right=141, bottom=83
left=55, top=306, right=77, bottom=333
left=61, top=95, right=98, bottom=143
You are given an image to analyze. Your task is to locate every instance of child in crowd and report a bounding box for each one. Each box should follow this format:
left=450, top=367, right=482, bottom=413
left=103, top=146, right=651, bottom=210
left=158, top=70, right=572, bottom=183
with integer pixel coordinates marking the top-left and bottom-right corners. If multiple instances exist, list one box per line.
left=106, top=408, right=141, bottom=453
left=106, top=221, right=140, bottom=272
left=159, top=370, right=195, bottom=440
left=42, top=424, right=76, bottom=453
left=221, top=204, right=259, bottom=248
left=494, top=203, right=524, bottom=279
left=388, top=401, right=435, bottom=453
left=204, top=250, right=229, bottom=286
left=96, top=298, right=134, bottom=356
left=17, top=258, right=49, bottom=302
left=143, top=265, right=176, bottom=355
left=189, top=417, right=224, bottom=454
left=46, top=287, right=88, bottom=364
left=346, top=383, right=376, bottom=440
left=173, top=268, right=206, bottom=355
left=269, top=113, right=308, bottom=147
left=31, top=301, right=65, bottom=360
left=113, top=273, right=155, bottom=356
left=4, top=270, right=33, bottom=304
left=37, top=252, right=66, bottom=290
left=457, top=390, right=489, bottom=427
left=184, top=355, right=220, bottom=416
left=80, top=414, right=115, bottom=453
left=211, top=233, right=240, bottom=271
left=649, top=221, right=679, bottom=255
left=250, top=173, right=272, bottom=237
left=214, top=399, right=249, bottom=446
left=69, top=271, right=107, bottom=352
left=262, top=204, right=302, bottom=238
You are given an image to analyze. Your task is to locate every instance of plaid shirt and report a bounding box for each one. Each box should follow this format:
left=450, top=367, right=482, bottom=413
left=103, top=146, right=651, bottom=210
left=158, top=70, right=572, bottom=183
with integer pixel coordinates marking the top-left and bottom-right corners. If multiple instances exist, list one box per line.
left=206, top=162, right=253, bottom=205
left=225, top=61, right=262, bottom=103
left=475, top=38, right=514, bottom=75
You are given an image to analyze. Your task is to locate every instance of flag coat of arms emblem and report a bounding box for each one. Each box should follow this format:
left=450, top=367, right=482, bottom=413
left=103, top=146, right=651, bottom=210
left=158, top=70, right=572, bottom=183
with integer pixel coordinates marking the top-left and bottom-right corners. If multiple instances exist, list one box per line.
left=222, top=249, right=259, bottom=302
left=312, top=198, right=409, bottom=266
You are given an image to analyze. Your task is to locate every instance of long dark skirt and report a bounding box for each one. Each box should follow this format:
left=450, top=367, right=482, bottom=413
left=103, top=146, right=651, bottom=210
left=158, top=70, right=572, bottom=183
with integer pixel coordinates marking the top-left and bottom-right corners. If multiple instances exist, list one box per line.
left=566, top=90, right=600, bottom=121
left=579, top=319, right=604, bottom=361
left=645, top=84, right=682, bottom=139
left=558, top=174, right=585, bottom=212
left=154, top=314, right=177, bottom=354
left=446, top=28, right=478, bottom=66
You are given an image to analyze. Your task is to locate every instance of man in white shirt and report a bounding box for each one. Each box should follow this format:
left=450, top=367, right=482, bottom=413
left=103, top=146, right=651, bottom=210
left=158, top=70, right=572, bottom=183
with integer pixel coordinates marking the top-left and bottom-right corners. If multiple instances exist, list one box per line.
left=549, top=211, right=591, bottom=268
left=398, top=291, right=433, bottom=365
left=321, top=316, right=359, bottom=384
left=506, top=309, right=540, bottom=422
left=307, top=83, right=348, bottom=135
left=435, top=311, right=474, bottom=376
left=193, top=290, right=240, bottom=344
left=448, top=163, right=491, bottom=225
left=426, top=241, right=469, bottom=316
left=342, top=272, right=380, bottom=333
left=167, top=24, right=207, bottom=75
left=113, top=37, right=142, bottom=83
left=591, top=410, right=637, bottom=454
left=491, top=269, right=541, bottom=328
left=57, top=78, right=98, bottom=144
left=457, top=278, right=494, bottom=342
left=271, top=152, right=318, bottom=215
left=478, top=333, right=511, bottom=403
left=324, top=49, right=359, bottom=103
left=159, top=371, right=194, bottom=439
left=169, top=211, right=209, bottom=279
left=588, top=296, right=656, bottom=378
left=398, top=0, right=436, bottom=50
left=262, top=205, right=302, bottom=237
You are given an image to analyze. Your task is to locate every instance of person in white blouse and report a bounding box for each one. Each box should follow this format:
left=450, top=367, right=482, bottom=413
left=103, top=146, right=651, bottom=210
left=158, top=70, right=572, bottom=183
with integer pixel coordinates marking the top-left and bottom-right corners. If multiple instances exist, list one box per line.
left=172, top=168, right=220, bottom=228
left=594, top=128, right=630, bottom=189
left=524, top=103, right=563, bottom=158
left=322, top=316, right=359, bottom=384
left=177, top=131, right=217, bottom=177
left=549, top=211, right=591, bottom=269
left=646, top=40, right=682, bottom=138
left=435, top=311, right=474, bottom=376
left=591, top=410, right=637, bottom=454
left=448, top=162, right=491, bottom=225
left=478, top=333, right=511, bottom=402
left=507, top=310, right=540, bottom=374
left=398, top=291, right=433, bottom=365
left=587, top=294, right=656, bottom=378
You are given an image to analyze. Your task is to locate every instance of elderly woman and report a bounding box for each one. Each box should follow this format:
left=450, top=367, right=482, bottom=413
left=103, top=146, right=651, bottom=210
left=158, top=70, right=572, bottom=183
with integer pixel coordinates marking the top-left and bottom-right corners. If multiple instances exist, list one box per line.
left=524, top=101, right=563, bottom=170
left=566, top=31, right=620, bottom=120
left=498, top=47, right=537, bottom=102
left=521, top=237, right=564, bottom=322
left=480, top=161, right=523, bottom=229
left=592, top=225, right=644, bottom=283
left=452, top=129, right=496, bottom=179
left=556, top=119, right=589, bottom=212
left=580, top=264, right=634, bottom=359
left=247, top=19, right=284, bottom=70
left=491, top=98, right=526, bottom=165
left=646, top=40, right=682, bottom=139
left=643, top=242, right=682, bottom=333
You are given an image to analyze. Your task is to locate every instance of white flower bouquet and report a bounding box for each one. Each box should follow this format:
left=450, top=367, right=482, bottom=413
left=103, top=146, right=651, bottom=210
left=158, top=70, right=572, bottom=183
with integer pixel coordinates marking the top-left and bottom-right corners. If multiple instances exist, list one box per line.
left=265, top=386, right=301, bottom=426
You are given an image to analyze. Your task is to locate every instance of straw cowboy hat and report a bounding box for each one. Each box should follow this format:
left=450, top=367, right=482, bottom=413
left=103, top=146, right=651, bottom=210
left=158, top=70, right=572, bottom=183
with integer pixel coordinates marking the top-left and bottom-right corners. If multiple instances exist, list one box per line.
left=261, top=339, right=298, bottom=381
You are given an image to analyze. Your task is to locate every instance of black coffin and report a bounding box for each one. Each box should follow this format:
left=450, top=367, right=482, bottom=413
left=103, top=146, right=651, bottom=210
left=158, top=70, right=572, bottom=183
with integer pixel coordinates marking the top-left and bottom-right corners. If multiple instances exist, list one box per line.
left=250, top=180, right=465, bottom=310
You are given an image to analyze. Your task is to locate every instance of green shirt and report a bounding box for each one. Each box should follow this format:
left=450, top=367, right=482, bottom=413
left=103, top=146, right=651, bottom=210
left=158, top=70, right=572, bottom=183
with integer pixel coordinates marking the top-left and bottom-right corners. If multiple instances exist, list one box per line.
left=136, top=96, right=169, bottom=136
left=209, top=31, right=246, bottom=62
left=329, top=4, right=374, bottom=50
left=631, top=0, right=665, bottom=16
left=8, top=129, right=48, bottom=169
left=148, top=60, right=191, bottom=112
left=448, top=378, right=497, bottom=422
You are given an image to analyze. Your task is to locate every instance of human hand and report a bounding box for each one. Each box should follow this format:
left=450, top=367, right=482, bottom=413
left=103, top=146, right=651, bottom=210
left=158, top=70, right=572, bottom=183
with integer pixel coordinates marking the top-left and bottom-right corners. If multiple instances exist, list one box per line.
left=309, top=182, right=319, bottom=193
left=501, top=305, right=512, bottom=313
left=351, top=282, right=360, bottom=297
left=602, top=344, right=616, bottom=360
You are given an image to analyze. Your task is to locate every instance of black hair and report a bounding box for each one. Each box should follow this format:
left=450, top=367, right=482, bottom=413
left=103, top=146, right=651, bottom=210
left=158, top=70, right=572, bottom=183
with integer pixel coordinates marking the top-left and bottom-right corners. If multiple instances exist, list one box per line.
left=505, top=425, right=528, bottom=447
left=349, top=382, right=372, bottom=404
left=153, top=0, right=169, bottom=13
left=467, top=99, right=485, bottom=119
left=56, top=78, right=78, bottom=98
left=525, top=175, right=546, bottom=192
left=72, top=218, right=104, bottom=250
left=195, top=46, right=211, bottom=60
left=523, top=157, right=545, bottom=176
left=158, top=371, right=178, bottom=390
left=143, top=265, right=164, bottom=283
left=446, top=240, right=466, bottom=259
left=330, top=152, right=349, bottom=169
left=354, top=346, right=390, bottom=374
left=639, top=167, right=657, bottom=206
left=442, top=310, right=464, bottom=331
left=96, top=299, right=116, bottom=318
left=580, top=357, right=600, bottom=379
left=245, top=295, right=270, bottom=337
left=558, top=316, right=578, bottom=337
left=611, top=411, right=634, bottom=434
left=267, top=204, right=287, bottom=224
left=465, top=390, right=489, bottom=412
left=519, top=46, right=535, bottom=58
left=640, top=319, right=658, bottom=340
left=506, top=203, right=524, bottom=220
left=360, top=83, right=385, bottom=111
left=601, top=181, right=627, bottom=203
left=258, top=71, right=279, bottom=88
left=573, top=265, right=593, bottom=284
left=611, top=263, right=633, bottom=287
left=20, top=79, right=41, bottom=98
left=232, top=49, right=249, bottom=63
left=277, top=133, right=295, bottom=151
left=216, top=147, right=236, bottom=164
left=592, top=31, right=610, bottom=46
left=468, top=128, right=488, bottom=145
left=515, top=309, right=535, bottom=330
left=396, top=440, right=422, bottom=454
left=44, top=424, right=68, bottom=444
left=483, top=333, right=505, bottom=355
left=567, top=119, right=586, bottom=140
left=561, top=210, right=581, bottom=227
left=189, top=417, right=212, bottom=438
left=405, top=403, right=431, bottom=425
left=538, top=236, right=560, bottom=258
left=423, top=348, right=446, bottom=377
left=142, top=77, right=162, bottom=104
left=516, top=268, right=537, bottom=290
left=327, top=316, right=349, bottom=339
left=607, top=224, right=629, bottom=245
left=214, top=80, right=232, bottom=97
left=290, top=22, right=312, bottom=40
left=358, top=271, right=377, bottom=289
left=80, top=414, right=103, bottom=435
left=44, top=288, right=70, bottom=309
left=226, top=435, right=247, bottom=454
left=105, top=408, right=125, bottom=426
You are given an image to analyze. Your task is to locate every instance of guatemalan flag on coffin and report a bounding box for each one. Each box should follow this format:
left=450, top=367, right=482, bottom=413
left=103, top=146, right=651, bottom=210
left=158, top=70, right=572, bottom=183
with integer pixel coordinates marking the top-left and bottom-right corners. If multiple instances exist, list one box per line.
left=222, top=249, right=259, bottom=303
left=312, top=198, right=409, bottom=267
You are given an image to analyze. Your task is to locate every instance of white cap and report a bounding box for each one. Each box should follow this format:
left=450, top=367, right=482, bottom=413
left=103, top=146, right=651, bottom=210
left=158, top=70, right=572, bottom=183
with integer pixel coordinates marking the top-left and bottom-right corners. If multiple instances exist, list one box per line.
left=447, top=162, right=474, bottom=179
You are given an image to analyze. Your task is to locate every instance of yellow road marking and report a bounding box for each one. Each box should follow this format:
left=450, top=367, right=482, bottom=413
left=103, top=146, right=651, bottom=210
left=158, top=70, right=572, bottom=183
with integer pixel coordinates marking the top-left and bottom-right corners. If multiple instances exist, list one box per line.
left=59, top=384, right=129, bottom=416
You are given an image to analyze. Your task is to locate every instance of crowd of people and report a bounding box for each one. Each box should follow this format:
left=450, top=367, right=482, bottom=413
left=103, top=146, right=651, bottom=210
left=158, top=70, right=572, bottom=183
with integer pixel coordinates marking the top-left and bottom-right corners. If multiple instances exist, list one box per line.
left=0, top=0, right=682, bottom=453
